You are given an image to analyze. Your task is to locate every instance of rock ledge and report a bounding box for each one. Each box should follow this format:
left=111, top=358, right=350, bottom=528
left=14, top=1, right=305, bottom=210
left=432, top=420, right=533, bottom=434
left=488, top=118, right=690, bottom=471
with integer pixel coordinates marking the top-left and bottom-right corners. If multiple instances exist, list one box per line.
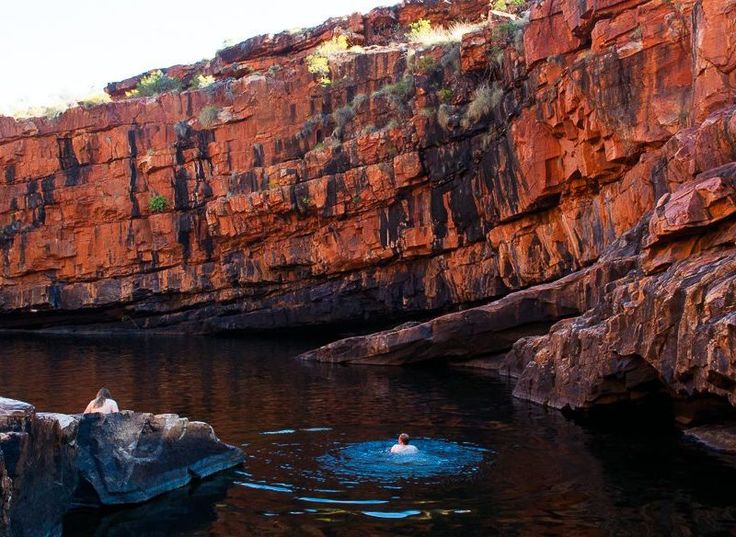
left=0, top=397, right=243, bottom=537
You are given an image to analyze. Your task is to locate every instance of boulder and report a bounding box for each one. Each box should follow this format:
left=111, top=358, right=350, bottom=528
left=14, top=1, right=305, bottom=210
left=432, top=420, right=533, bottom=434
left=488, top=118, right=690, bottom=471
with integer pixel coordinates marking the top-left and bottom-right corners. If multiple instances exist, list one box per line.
left=0, top=398, right=243, bottom=536
left=685, top=424, right=736, bottom=453
left=76, top=411, right=243, bottom=505
left=0, top=399, right=77, bottom=537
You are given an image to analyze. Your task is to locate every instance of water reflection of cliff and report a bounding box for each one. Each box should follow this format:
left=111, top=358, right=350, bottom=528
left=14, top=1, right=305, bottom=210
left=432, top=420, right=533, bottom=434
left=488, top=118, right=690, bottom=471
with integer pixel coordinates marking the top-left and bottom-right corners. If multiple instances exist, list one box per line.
left=4, top=335, right=736, bottom=536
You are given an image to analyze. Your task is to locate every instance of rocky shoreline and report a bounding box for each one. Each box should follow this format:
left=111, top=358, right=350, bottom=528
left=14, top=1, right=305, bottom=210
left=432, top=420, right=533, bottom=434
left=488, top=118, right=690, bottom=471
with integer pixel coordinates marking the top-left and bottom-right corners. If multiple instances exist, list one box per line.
left=0, top=397, right=242, bottom=537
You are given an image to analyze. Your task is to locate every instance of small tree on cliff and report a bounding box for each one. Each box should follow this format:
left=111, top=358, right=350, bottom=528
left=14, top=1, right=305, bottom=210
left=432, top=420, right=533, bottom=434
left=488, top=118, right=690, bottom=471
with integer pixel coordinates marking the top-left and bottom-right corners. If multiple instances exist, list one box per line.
left=306, top=35, right=349, bottom=86
left=126, top=70, right=183, bottom=98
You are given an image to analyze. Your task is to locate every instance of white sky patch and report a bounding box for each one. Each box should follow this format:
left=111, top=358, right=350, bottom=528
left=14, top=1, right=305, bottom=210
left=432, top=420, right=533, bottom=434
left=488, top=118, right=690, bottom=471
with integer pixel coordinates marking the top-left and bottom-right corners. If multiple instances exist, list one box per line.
left=0, top=0, right=391, bottom=114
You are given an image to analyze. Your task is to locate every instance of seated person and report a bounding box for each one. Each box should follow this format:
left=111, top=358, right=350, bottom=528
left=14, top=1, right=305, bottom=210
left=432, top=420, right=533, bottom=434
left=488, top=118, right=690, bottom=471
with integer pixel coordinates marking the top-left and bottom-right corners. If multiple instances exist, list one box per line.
left=84, top=388, right=120, bottom=415
left=390, top=433, right=418, bottom=454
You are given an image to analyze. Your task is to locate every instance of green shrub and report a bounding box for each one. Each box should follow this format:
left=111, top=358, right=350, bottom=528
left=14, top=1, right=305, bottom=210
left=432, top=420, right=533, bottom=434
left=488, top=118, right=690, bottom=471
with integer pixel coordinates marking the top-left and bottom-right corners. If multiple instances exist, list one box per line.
left=334, top=104, right=355, bottom=130
left=438, top=88, right=453, bottom=103
left=78, top=93, right=111, bottom=107
left=306, top=35, right=350, bottom=85
left=462, top=83, right=503, bottom=127
left=489, top=45, right=504, bottom=65
left=440, top=45, right=461, bottom=71
left=494, top=15, right=528, bottom=40
left=407, top=19, right=432, bottom=41
left=191, top=74, right=215, bottom=89
left=317, top=35, right=350, bottom=55
left=148, top=194, right=168, bottom=213
left=413, top=55, right=438, bottom=74
left=127, top=70, right=182, bottom=98
left=373, top=75, right=415, bottom=114
left=198, top=105, right=220, bottom=127
left=407, top=19, right=483, bottom=46
left=374, top=76, right=414, bottom=101
left=307, top=55, right=330, bottom=77
left=352, top=93, right=368, bottom=109
left=437, top=104, right=454, bottom=130
left=493, top=0, right=526, bottom=10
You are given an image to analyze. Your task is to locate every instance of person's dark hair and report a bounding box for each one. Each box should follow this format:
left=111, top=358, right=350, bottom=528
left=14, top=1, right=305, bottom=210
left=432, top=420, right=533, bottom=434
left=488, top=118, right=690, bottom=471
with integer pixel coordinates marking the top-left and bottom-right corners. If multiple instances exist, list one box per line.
left=399, top=433, right=410, bottom=445
left=94, top=388, right=112, bottom=408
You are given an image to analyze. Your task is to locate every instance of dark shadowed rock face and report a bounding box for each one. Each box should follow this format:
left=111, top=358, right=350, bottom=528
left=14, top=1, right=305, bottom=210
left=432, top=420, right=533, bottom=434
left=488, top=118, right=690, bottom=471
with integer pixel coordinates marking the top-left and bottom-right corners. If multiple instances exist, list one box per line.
left=0, top=399, right=77, bottom=537
left=76, top=411, right=244, bottom=505
left=0, top=447, right=9, bottom=537
left=0, top=398, right=242, bottom=537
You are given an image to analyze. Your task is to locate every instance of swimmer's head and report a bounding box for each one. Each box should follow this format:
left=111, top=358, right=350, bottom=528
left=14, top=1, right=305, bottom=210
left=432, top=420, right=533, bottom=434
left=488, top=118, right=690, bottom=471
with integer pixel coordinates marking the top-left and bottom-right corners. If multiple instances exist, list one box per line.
left=398, top=433, right=410, bottom=445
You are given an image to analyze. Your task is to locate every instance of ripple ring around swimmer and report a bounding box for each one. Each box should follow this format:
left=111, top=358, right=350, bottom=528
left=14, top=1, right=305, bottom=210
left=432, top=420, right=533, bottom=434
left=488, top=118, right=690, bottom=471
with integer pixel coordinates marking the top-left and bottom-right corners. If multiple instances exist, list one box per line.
left=316, top=439, right=490, bottom=483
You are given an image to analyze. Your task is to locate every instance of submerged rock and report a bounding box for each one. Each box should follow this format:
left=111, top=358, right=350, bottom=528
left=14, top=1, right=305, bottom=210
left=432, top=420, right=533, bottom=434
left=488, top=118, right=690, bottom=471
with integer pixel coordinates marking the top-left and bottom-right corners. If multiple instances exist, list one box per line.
left=685, top=425, right=736, bottom=454
left=0, top=398, right=242, bottom=537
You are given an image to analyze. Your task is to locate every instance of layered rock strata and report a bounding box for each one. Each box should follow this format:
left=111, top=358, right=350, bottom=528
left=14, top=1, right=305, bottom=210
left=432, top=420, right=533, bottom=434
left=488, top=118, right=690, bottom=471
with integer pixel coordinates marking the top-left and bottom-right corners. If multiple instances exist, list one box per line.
left=1, top=0, right=736, bottom=416
left=0, top=397, right=242, bottom=537
left=303, top=107, right=736, bottom=417
left=297, top=0, right=736, bottom=417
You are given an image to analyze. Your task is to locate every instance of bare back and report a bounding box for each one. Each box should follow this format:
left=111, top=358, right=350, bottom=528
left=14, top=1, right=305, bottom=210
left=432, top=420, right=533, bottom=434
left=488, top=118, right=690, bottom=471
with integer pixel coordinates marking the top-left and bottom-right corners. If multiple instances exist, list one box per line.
left=84, top=398, right=119, bottom=415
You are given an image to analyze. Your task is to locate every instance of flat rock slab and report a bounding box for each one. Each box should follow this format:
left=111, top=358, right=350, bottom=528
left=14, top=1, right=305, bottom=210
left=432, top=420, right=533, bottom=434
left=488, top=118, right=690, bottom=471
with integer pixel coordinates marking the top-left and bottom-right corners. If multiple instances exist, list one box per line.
left=685, top=424, right=736, bottom=453
left=76, top=411, right=244, bottom=504
left=0, top=399, right=34, bottom=432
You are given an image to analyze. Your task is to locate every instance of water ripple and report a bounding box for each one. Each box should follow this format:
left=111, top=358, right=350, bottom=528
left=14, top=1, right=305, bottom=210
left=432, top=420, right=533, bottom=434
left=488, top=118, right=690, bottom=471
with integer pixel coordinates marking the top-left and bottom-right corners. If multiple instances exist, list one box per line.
left=362, top=510, right=422, bottom=519
left=317, top=439, right=488, bottom=483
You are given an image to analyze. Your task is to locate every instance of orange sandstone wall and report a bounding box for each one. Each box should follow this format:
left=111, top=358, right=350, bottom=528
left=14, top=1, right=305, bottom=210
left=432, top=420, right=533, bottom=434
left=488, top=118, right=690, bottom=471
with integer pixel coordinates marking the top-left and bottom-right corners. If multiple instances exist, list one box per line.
left=0, top=0, right=734, bottom=332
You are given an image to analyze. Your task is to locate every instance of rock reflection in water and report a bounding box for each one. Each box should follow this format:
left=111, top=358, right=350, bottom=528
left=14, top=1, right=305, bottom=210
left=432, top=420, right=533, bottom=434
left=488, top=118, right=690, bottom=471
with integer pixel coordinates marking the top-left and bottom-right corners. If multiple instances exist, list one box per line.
left=64, top=473, right=233, bottom=537
left=0, top=334, right=734, bottom=536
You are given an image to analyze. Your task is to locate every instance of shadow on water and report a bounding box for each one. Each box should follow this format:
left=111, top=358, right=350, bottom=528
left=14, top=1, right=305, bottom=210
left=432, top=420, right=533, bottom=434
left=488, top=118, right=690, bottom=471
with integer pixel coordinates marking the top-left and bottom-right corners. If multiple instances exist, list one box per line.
left=63, top=473, right=234, bottom=537
left=1, top=334, right=736, bottom=535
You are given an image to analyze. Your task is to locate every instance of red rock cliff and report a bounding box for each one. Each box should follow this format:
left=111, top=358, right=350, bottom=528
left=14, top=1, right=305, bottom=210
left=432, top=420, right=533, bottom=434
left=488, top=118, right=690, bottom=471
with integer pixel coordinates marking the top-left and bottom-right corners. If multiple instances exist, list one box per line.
left=1, top=0, right=736, bottom=417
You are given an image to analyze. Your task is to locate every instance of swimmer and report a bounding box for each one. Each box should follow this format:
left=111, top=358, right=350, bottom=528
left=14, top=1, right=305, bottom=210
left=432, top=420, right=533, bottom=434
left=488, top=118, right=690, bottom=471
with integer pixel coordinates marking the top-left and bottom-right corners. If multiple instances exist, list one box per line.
left=390, top=433, right=418, bottom=455
left=84, top=387, right=120, bottom=415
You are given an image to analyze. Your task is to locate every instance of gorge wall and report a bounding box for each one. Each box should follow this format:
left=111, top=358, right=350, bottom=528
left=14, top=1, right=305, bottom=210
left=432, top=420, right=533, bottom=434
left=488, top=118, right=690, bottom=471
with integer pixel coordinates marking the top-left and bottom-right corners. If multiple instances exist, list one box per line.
left=1, top=0, right=736, bottom=415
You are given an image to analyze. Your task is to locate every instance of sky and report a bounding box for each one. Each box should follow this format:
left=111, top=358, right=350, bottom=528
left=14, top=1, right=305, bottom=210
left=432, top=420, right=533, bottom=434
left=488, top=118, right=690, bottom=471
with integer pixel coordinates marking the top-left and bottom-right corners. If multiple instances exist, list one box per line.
left=0, top=0, right=390, bottom=115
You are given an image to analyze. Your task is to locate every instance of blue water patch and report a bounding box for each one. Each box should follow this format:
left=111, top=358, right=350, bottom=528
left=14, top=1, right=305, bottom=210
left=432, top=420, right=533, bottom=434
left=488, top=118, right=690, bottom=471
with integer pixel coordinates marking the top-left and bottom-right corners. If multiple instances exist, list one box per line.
left=297, top=496, right=389, bottom=505
left=261, top=429, right=297, bottom=435
left=235, top=481, right=293, bottom=493
left=362, top=510, right=422, bottom=519
left=317, top=439, right=488, bottom=483
left=302, top=427, right=332, bottom=432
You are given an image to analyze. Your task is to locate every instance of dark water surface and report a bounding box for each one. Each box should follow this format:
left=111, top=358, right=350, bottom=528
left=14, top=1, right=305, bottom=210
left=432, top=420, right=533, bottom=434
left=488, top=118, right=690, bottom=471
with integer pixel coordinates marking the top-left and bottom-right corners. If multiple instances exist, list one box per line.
left=2, top=335, right=736, bottom=536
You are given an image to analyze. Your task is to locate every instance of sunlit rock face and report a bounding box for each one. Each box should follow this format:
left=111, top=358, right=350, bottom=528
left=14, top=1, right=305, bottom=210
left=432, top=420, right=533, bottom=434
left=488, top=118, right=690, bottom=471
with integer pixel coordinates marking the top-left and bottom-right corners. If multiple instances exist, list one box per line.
left=1, top=0, right=736, bottom=412
left=296, top=0, right=736, bottom=415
